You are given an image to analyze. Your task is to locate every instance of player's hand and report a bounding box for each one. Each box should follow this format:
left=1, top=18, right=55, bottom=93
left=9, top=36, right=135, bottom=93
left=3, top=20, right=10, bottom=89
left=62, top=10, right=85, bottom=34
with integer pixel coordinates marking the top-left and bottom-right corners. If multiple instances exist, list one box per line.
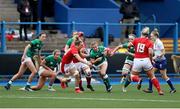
left=152, top=60, right=155, bottom=65
left=104, top=48, right=112, bottom=57
left=33, top=55, right=38, bottom=61
left=96, top=57, right=102, bottom=62
left=125, top=51, right=130, bottom=55
left=109, top=52, right=114, bottom=56
left=87, top=61, right=92, bottom=67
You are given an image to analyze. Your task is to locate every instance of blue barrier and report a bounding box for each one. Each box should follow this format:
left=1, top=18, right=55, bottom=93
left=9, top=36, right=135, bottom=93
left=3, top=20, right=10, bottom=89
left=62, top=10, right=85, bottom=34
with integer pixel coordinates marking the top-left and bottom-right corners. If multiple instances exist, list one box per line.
left=0, top=21, right=179, bottom=53
left=0, top=21, right=6, bottom=52
left=174, top=23, right=179, bottom=53
left=104, top=22, right=109, bottom=47
left=55, top=0, right=121, bottom=37
left=69, top=0, right=119, bottom=8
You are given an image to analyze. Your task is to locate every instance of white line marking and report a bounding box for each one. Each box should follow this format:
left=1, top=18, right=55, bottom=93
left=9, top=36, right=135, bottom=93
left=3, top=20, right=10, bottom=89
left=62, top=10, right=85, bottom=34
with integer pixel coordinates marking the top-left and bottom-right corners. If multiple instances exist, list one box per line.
left=0, top=96, right=179, bottom=103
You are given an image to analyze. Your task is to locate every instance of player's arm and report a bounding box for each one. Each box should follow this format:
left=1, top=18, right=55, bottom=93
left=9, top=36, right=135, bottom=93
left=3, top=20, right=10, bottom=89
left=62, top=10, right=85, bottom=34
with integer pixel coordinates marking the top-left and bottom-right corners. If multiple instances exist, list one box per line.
left=90, top=57, right=102, bottom=64
left=155, top=41, right=165, bottom=58
left=111, top=45, right=123, bottom=55
left=64, top=44, right=70, bottom=53
left=79, top=48, right=89, bottom=58
left=37, top=49, right=42, bottom=63
left=33, top=55, right=44, bottom=70
left=37, top=49, right=41, bottom=57
left=111, top=43, right=132, bottom=55
left=147, top=40, right=154, bottom=62
left=103, top=48, right=112, bottom=56
left=90, top=58, right=95, bottom=64
left=148, top=48, right=154, bottom=63
left=33, top=49, right=43, bottom=70
left=64, top=39, right=73, bottom=53
left=21, top=44, right=31, bottom=62
left=157, top=49, right=165, bottom=58
left=41, top=59, right=53, bottom=72
left=89, top=53, right=103, bottom=64
left=159, top=41, right=166, bottom=57
left=74, top=54, right=92, bottom=66
left=125, top=51, right=135, bottom=57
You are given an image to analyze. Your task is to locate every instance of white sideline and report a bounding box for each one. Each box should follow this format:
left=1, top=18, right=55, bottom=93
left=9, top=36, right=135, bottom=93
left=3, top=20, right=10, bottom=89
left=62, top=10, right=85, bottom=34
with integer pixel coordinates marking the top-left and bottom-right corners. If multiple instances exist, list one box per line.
left=0, top=96, right=179, bottom=103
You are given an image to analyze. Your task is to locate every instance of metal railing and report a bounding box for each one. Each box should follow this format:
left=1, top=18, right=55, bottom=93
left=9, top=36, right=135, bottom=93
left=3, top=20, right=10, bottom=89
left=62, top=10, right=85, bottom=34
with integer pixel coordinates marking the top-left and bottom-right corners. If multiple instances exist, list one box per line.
left=0, top=21, right=179, bottom=53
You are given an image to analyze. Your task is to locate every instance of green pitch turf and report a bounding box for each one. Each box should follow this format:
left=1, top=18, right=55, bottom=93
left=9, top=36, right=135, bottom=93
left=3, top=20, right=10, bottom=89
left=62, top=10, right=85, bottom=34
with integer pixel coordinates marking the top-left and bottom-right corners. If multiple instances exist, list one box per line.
left=0, top=84, right=179, bottom=108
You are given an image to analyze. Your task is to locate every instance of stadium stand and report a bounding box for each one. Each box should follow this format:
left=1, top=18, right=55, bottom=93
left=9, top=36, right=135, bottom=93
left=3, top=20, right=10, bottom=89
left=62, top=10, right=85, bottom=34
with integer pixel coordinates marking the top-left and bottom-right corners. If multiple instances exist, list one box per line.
left=6, top=35, right=101, bottom=52
left=0, top=0, right=19, bottom=22
left=161, top=38, right=180, bottom=53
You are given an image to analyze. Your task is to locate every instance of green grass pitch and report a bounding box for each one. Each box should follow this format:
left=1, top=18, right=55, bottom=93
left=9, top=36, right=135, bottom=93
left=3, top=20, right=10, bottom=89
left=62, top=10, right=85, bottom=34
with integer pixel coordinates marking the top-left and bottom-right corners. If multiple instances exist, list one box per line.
left=0, top=84, right=180, bottom=108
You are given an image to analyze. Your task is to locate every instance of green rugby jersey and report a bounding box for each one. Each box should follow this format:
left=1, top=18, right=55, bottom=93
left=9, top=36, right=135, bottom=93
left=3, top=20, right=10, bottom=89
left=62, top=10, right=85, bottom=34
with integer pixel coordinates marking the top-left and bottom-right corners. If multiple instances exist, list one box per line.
left=45, top=55, right=61, bottom=70
left=90, top=46, right=107, bottom=66
left=123, top=43, right=135, bottom=61
left=66, top=38, right=74, bottom=47
left=26, top=39, right=43, bottom=58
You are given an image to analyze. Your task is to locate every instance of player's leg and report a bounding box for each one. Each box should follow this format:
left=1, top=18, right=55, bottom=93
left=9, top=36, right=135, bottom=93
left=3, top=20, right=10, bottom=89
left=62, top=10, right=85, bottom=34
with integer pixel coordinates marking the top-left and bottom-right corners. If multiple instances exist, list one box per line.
left=59, top=63, right=71, bottom=89
left=121, top=63, right=131, bottom=92
left=4, top=63, right=27, bottom=90
left=66, top=63, right=82, bottom=93
left=160, top=69, right=176, bottom=93
left=42, top=70, right=57, bottom=91
left=131, top=72, right=142, bottom=90
left=160, top=59, right=176, bottom=93
left=74, top=62, right=84, bottom=91
left=70, top=68, right=82, bottom=93
left=121, top=64, right=130, bottom=83
left=146, top=69, right=164, bottom=95
left=60, top=74, right=70, bottom=89
left=99, top=62, right=112, bottom=92
left=48, top=74, right=57, bottom=91
left=131, top=59, right=142, bottom=90
left=31, top=76, right=46, bottom=91
left=57, top=76, right=71, bottom=85
left=25, top=60, right=37, bottom=91
left=143, top=67, right=158, bottom=93
left=122, top=60, right=134, bottom=92
left=82, top=65, right=95, bottom=91
left=123, top=74, right=131, bottom=92
left=78, top=71, right=84, bottom=91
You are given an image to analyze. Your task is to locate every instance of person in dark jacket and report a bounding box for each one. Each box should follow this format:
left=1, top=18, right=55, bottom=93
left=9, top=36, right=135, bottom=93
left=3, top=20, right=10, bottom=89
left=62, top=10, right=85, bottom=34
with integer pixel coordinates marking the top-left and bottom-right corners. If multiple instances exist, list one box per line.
left=119, top=0, right=139, bottom=43
left=17, top=0, right=31, bottom=41
left=29, top=0, right=38, bottom=29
